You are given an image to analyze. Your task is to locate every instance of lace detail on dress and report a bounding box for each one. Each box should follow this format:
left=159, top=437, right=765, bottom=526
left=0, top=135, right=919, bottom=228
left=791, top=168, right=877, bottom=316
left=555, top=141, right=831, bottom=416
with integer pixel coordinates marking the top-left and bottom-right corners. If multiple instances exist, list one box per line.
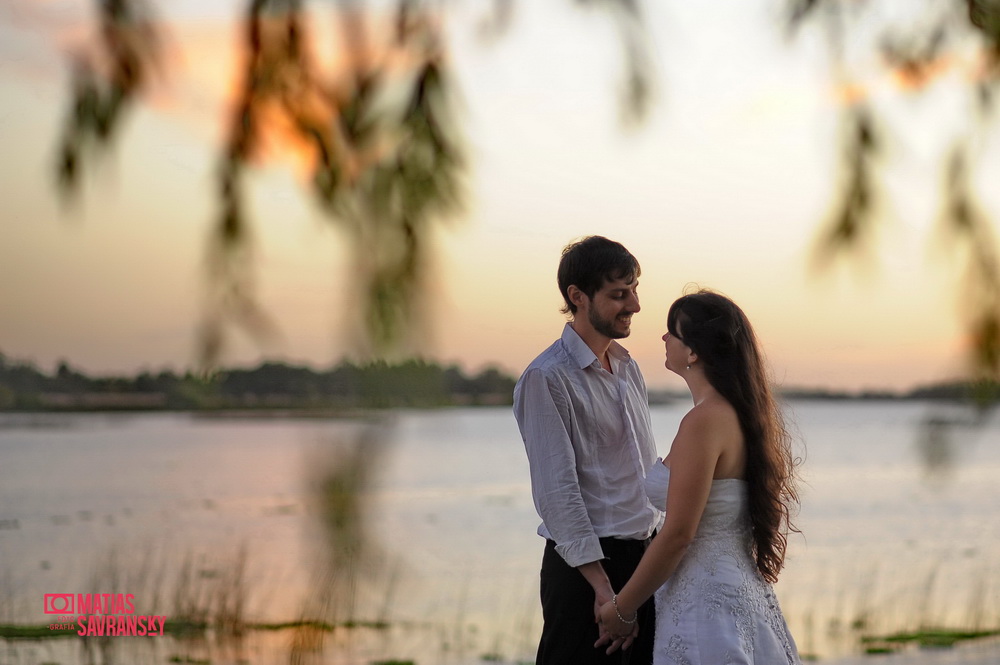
left=665, top=634, right=692, bottom=665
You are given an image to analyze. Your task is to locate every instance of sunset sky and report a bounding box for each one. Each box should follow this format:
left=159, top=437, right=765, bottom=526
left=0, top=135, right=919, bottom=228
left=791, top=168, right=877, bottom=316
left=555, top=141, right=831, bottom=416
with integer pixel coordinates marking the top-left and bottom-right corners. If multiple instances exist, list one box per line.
left=1, top=0, right=997, bottom=392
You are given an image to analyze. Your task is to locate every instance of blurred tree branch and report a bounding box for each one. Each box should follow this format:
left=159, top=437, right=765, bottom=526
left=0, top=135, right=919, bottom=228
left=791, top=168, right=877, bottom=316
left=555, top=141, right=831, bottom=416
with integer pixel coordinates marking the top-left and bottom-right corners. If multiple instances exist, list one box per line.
left=53, top=0, right=655, bottom=370
left=941, top=148, right=1000, bottom=392
left=790, top=0, right=1000, bottom=393
left=811, top=104, right=881, bottom=267
left=56, top=0, right=163, bottom=196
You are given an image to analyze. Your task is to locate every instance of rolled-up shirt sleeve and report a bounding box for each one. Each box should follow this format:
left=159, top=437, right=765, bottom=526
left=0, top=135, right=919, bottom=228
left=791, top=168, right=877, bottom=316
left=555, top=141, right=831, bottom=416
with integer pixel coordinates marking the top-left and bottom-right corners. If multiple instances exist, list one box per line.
left=514, top=367, right=605, bottom=567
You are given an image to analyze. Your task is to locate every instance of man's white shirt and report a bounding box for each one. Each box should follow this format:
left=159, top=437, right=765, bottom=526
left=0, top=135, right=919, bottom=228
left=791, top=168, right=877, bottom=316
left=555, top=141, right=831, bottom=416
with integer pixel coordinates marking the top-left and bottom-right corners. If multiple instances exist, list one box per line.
left=514, top=323, right=663, bottom=568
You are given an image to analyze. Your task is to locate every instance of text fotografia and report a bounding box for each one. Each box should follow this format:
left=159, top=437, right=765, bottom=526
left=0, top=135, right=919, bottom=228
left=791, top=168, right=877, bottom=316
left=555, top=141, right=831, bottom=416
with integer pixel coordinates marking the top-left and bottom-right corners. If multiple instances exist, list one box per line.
left=43, top=593, right=167, bottom=637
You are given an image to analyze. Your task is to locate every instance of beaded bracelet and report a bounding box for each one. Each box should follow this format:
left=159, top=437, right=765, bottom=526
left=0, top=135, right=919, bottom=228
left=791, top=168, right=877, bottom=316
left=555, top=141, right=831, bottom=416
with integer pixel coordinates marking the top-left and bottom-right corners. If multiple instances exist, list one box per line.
left=612, top=594, right=637, bottom=625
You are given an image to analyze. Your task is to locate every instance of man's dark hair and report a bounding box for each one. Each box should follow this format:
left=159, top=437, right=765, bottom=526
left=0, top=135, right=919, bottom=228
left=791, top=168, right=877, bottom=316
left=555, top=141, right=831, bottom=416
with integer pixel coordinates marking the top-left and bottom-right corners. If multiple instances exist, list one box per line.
left=557, top=236, right=640, bottom=315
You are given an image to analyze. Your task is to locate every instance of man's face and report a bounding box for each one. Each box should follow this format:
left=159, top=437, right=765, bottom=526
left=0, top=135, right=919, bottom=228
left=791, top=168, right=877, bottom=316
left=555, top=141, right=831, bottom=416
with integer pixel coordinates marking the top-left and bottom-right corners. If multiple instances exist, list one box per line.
left=584, top=276, right=640, bottom=339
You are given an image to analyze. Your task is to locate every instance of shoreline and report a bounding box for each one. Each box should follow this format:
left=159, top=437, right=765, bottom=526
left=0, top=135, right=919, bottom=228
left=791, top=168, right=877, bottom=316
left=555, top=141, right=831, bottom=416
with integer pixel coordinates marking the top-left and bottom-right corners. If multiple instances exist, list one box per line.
left=820, top=635, right=1000, bottom=664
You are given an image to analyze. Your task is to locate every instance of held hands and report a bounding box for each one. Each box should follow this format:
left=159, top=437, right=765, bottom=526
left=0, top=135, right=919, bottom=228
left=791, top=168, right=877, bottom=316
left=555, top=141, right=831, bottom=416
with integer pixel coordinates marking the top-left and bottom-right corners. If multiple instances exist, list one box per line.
left=594, top=596, right=638, bottom=655
left=593, top=587, right=614, bottom=633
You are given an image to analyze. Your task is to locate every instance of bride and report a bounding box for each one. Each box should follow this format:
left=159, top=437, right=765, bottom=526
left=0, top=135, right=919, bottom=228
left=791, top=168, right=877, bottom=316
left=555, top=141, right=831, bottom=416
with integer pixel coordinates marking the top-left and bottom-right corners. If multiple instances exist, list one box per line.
left=597, top=290, right=801, bottom=664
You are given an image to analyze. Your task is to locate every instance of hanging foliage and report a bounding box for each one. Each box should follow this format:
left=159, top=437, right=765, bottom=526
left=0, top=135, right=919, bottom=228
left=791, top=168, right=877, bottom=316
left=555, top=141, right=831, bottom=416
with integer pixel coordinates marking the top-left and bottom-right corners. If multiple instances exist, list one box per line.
left=54, top=0, right=652, bottom=369
left=789, top=0, right=1000, bottom=387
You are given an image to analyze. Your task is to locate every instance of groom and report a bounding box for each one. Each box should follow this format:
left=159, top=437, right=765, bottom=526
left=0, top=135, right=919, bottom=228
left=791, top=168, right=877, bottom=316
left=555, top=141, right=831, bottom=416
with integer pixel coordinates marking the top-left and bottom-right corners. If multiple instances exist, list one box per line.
left=514, top=236, right=661, bottom=664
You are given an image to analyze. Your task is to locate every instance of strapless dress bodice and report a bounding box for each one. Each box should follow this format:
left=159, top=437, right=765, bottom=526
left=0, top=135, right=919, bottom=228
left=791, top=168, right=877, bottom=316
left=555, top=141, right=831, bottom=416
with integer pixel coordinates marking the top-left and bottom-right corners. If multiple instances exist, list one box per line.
left=644, top=458, right=750, bottom=539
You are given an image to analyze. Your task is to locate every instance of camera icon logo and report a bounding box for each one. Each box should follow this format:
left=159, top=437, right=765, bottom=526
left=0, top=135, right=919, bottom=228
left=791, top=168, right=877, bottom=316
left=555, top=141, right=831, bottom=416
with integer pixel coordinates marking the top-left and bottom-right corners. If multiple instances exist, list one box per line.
left=43, top=594, right=75, bottom=614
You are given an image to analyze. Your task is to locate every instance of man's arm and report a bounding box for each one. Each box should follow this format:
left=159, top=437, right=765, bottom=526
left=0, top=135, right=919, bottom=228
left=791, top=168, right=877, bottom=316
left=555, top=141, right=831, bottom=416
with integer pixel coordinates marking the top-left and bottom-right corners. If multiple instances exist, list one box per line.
left=514, top=367, right=606, bottom=570
left=578, top=560, right=615, bottom=623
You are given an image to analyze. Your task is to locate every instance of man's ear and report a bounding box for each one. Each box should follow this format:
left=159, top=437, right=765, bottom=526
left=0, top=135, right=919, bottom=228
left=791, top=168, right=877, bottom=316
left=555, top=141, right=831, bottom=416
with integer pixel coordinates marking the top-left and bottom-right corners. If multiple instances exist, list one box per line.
left=567, top=285, right=588, bottom=312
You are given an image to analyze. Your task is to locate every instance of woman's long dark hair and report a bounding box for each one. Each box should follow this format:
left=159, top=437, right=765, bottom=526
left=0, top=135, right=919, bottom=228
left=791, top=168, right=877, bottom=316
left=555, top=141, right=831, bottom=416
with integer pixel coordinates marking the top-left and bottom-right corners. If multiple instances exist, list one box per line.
left=667, top=289, right=799, bottom=583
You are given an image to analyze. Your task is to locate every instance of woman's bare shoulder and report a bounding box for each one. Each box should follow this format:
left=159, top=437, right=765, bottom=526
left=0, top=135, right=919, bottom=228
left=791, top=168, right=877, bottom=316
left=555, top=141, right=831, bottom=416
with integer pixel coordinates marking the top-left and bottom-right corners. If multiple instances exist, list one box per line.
left=680, top=397, right=738, bottom=428
left=674, top=399, right=740, bottom=448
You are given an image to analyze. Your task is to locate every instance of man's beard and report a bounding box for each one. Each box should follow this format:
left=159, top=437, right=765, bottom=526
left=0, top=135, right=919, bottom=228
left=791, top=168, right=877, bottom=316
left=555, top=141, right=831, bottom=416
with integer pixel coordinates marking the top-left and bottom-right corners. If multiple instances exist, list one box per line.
left=590, top=307, right=630, bottom=339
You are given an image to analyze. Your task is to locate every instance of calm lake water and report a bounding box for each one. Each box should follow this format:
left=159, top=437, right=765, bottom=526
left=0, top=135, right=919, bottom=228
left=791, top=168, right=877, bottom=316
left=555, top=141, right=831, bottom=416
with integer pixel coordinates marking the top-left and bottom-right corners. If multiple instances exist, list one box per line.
left=1, top=400, right=999, bottom=665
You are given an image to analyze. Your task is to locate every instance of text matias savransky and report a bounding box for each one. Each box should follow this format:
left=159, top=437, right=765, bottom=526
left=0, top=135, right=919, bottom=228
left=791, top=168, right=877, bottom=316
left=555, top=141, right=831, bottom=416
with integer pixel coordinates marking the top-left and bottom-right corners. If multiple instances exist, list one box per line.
left=44, top=593, right=168, bottom=636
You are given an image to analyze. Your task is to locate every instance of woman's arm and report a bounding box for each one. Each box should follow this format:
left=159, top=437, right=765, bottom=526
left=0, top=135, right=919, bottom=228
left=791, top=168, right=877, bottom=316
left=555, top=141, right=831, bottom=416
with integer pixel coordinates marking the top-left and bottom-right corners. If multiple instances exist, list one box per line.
left=597, top=405, right=729, bottom=646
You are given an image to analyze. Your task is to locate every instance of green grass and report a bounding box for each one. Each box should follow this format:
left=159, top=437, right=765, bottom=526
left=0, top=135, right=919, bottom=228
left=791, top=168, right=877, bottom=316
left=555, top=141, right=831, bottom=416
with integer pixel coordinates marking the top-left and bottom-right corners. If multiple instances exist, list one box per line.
left=860, top=627, right=1000, bottom=652
left=0, top=624, right=78, bottom=639
left=250, top=619, right=389, bottom=631
left=0, top=618, right=394, bottom=640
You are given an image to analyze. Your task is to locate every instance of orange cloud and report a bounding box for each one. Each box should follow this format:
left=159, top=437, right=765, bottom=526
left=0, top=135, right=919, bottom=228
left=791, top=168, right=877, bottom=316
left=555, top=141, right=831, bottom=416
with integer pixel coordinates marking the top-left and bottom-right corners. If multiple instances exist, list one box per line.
left=886, top=54, right=955, bottom=91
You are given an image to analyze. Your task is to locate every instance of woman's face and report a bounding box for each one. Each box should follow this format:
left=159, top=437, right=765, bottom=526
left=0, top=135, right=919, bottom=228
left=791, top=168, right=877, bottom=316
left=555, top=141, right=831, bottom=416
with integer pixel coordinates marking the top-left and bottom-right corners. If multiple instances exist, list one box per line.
left=662, top=323, right=689, bottom=375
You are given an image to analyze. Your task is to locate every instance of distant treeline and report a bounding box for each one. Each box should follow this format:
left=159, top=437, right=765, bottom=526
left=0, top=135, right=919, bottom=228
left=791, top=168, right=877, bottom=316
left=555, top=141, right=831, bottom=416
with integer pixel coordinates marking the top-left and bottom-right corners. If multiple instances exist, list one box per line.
left=645, top=382, right=999, bottom=406
left=0, top=352, right=517, bottom=412
left=1, top=351, right=995, bottom=413
left=780, top=382, right=999, bottom=403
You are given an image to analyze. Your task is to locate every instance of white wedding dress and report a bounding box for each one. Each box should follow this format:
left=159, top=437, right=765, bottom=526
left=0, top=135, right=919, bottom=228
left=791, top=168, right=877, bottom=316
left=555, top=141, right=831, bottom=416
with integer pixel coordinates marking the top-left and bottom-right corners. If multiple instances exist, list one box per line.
left=645, top=459, right=800, bottom=665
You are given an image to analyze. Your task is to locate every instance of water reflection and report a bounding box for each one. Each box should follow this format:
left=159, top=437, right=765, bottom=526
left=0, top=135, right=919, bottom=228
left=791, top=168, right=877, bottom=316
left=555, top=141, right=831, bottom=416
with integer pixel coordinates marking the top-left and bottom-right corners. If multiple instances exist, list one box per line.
left=1, top=404, right=998, bottom=663
left=915, top=402, right=998, bottom=481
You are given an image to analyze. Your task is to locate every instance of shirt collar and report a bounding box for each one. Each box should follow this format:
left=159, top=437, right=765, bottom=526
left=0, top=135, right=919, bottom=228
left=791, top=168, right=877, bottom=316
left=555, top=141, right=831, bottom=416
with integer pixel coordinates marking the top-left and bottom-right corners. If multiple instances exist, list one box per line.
left=561, top=322, right=631, bottom=370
